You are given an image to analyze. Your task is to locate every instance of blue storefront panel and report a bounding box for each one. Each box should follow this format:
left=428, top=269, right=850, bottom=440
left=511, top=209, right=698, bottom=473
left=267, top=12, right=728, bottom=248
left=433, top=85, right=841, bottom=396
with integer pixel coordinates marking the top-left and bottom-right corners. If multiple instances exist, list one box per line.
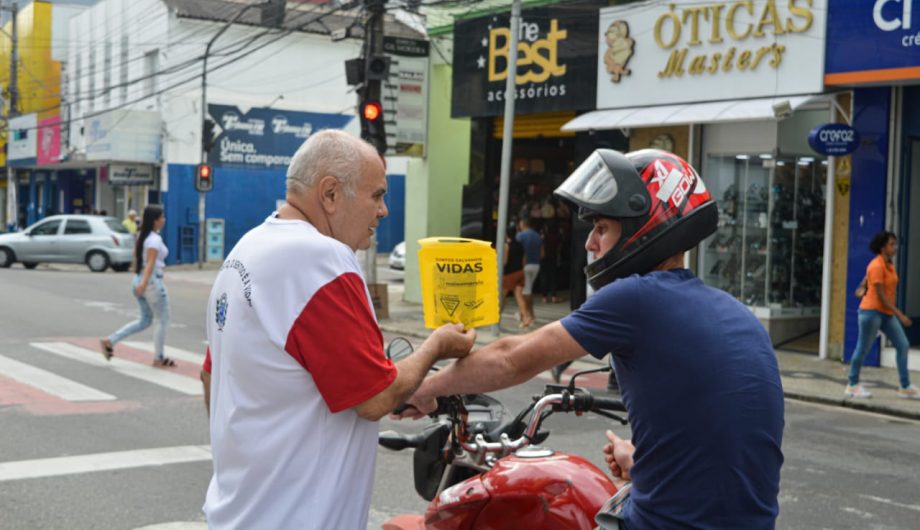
left=843, top=87, right=892, bottom=365
left=826, top=0, right=920, bottom=86
left=163, top=164, right=286, bottom=265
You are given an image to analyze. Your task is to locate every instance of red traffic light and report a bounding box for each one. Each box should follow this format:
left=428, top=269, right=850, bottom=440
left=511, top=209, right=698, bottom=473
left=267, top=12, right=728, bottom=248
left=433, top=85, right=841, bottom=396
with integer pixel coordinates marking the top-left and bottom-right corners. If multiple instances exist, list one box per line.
left=362, top=101, right=383, bottom=122
left=195, top=163, right=214, bottom=192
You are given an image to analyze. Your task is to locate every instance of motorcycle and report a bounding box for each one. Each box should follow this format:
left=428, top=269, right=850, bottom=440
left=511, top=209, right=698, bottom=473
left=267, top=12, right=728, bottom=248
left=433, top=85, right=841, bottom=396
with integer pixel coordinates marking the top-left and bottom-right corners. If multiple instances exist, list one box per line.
left=379, top=338, right=632, bottom=530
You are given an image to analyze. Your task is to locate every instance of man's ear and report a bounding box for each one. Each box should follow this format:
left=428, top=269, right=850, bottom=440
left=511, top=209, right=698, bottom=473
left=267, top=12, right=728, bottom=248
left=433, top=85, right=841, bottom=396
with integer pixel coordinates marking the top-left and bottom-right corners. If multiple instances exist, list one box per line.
left=318, top=175, right=339, bottom=213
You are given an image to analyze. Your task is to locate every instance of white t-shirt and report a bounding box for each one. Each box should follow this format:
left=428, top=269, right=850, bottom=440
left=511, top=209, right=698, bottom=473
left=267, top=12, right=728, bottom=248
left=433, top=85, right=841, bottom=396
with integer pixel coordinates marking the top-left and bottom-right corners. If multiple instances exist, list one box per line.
left=203, top=214, right=396, bottom=530
left=142, top=231, right=168, bottom=272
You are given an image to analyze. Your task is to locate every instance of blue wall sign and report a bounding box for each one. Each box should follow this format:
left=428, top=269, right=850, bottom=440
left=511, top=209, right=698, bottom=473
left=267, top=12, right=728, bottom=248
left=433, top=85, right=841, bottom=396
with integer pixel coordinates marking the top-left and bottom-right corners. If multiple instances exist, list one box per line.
left=826, top=0, right=920, bottom=85
left=808, top=123, right=861, bottom=156
left=207, top=105, right=352, bottom=169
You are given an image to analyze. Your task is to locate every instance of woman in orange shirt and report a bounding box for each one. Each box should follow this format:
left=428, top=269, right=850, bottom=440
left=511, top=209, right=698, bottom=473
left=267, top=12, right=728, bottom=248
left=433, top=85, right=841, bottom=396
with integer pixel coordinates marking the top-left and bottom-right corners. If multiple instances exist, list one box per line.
left=846, top=231, right=918, bottom=399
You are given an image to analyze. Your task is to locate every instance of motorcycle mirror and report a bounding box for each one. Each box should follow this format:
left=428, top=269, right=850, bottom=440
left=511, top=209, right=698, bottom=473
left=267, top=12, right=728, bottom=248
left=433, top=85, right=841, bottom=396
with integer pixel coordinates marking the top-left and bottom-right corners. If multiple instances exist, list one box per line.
left=568, top=365, right=611, bottom=390
left=386, top=337, right=414, bottom=361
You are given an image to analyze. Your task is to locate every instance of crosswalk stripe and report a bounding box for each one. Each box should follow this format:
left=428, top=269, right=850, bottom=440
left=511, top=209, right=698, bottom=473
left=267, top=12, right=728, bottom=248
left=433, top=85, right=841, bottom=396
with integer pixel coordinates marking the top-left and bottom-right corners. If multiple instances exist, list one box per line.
left=30, top=342, right=202, bottom=396
left=122, top=342, right=204, bottom=364
left=0, top=354, right=116, bottom=402
left=0, top=445, right=212, bottom=482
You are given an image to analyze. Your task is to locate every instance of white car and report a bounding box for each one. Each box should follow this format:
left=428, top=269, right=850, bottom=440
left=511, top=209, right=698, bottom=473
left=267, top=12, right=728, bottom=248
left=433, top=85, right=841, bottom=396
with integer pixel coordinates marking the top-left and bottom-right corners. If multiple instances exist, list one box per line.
left=388, top=241, right=405, bottom=270
left=0, top=215, right=135, bottom=272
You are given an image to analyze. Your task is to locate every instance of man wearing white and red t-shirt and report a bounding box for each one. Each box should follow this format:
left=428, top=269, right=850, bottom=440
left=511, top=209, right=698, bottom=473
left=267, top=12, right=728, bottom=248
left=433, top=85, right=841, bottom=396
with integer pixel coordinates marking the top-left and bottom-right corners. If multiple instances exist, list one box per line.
left=203, top=130, right=475, bottom=529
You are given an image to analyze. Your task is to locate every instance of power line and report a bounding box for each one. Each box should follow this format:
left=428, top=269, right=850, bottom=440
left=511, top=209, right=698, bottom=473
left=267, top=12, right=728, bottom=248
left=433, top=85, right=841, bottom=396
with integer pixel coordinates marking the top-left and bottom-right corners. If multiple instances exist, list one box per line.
left=10, top=1, right=360, bottom=133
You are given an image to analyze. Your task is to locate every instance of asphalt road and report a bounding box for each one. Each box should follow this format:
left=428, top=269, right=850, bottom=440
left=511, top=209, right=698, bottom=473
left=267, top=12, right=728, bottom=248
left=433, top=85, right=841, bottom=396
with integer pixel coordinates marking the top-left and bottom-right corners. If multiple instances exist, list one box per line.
left=1, top=264, right=919, bottom=529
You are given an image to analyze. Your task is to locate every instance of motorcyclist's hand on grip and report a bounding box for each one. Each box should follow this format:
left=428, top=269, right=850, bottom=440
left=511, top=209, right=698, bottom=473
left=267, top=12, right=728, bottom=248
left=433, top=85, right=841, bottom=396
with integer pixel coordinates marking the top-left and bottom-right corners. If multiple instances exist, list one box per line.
left=430, top=323, right=476, bottom=360
left=390, top=398, right=436, bottom=420
left=603, top=430, right=634, bottom=481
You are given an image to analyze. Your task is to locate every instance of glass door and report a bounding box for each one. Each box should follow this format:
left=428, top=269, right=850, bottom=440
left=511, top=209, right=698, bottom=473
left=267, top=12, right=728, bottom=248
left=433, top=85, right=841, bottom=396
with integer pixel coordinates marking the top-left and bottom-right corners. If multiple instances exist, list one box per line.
left=900, top=138, right=920, bottom=346
left=699, top=153, right=770, bottom=305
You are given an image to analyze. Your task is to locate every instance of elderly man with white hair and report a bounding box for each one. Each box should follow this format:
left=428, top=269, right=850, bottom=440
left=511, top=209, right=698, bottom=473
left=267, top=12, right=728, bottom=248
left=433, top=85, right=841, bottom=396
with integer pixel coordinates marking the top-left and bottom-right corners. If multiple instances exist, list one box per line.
left=122, top=209, right=138, bottom=234
left=202, top=129, right=475, bottom=529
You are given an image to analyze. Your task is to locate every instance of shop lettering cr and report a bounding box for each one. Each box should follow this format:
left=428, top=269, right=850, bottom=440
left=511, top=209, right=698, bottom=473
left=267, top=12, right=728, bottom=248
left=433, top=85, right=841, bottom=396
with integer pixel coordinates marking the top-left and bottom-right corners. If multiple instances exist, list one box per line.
left=874, top=0, right=913, bottom=32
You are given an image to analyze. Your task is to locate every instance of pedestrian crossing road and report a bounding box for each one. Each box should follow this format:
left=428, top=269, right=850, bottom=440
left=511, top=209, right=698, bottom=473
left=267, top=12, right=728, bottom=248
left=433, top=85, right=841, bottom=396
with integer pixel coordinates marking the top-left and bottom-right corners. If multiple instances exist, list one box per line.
left=0, top=338, right=205, bottom=416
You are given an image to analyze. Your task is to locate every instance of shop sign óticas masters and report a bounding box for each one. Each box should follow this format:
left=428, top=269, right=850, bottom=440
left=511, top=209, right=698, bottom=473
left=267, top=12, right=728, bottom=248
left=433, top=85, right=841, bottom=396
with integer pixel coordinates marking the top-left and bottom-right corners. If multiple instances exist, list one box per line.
left=452, top=5, right=599, bottom=118
left=597, top=0, right=826, bottom=109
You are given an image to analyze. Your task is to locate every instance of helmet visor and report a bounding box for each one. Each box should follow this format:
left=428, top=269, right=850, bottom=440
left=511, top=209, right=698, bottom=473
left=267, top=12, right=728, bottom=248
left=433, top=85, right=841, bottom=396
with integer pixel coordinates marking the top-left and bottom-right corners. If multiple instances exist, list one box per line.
left=555, top=152, right=619, bottom=208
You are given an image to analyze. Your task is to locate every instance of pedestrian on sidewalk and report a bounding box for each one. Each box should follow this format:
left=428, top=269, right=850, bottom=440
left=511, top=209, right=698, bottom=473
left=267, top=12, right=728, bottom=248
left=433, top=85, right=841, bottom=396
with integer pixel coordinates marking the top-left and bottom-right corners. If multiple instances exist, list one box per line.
left=122, top=209, right=138, bottom=235
left=540, top=220, right=562, bottom=304
left=845, top=231, right=918, bottom=399
left=99, top=204, right=174, bottom=367
left=516, top=217, right=542, bottom=328
left=202, top=130, right=474, bottom=530
left=501, top=222, right=528, bottom=323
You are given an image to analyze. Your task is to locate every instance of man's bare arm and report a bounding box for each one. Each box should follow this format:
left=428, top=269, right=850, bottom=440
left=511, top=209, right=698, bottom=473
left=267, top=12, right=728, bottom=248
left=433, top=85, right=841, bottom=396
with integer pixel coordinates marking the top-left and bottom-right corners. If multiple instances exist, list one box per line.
left=353, top=324, right=475, bottom=421
left=409, top=322, right=589, bottom=408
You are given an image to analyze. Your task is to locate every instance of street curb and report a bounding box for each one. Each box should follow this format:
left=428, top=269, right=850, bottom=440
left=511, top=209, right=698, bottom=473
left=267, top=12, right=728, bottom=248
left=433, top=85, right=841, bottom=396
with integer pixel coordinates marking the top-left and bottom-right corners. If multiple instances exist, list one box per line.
left=783, top=391, right=920, bottom=422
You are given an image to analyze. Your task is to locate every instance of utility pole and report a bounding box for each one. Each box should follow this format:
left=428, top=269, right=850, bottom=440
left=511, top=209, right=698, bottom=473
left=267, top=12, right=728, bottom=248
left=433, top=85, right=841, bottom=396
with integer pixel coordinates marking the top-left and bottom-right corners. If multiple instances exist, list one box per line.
left=361, top=0, right=386, bottom=284
left=198, top=3, right=262, bottom=267
left=492, top=0, right=521, bottom=336
left=4, top=1, right=18, bottom=232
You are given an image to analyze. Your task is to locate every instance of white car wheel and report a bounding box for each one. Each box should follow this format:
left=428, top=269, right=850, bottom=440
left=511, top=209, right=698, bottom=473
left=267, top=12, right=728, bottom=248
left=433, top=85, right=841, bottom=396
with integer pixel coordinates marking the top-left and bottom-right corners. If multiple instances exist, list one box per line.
left=87, top=251, right=110, bottom=272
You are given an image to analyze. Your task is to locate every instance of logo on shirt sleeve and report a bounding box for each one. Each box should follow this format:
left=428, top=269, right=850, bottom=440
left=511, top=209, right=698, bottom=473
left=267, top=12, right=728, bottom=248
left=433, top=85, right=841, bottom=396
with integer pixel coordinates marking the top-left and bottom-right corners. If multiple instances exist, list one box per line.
left=216, top=293, right=229, bottom=331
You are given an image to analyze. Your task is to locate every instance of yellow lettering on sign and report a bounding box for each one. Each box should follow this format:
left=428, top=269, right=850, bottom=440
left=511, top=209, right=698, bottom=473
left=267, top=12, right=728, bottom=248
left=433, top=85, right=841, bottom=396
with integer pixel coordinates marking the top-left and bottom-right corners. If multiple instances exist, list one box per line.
left=727, top=1, right=755, bottom=41
left=654, top=4, right=682, bottom=49
left=641, top=1, right=813, bottom=82
left=689, top=54, right=708, bottom=74
left=682, top=6, right=710, bottom=46
left=737, top=49, right=753, bottom=70
left=656, top=44, right=787, bottom=78
left=708, top=4, right=725, bottom=43
left=786, top=0, right=814, bottom=33
left=658, top=48, right=688, bottom=77
left=489, top=19, right=567, bottom=84
left=754, top=0, right=786, bottom=37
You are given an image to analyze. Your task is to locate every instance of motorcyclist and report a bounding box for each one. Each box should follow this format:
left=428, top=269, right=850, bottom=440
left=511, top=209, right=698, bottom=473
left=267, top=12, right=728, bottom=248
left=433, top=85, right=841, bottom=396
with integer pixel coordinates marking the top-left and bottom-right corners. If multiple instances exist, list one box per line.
left=401, top=149, right=785, bottom=529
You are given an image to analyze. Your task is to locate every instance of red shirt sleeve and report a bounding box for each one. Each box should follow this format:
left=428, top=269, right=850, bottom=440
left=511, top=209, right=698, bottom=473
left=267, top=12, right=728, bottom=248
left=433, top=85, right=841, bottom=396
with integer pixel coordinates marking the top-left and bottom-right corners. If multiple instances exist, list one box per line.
left=284, top=272, right=397, bottom=413
left=203, top=347, right=212, bottom=374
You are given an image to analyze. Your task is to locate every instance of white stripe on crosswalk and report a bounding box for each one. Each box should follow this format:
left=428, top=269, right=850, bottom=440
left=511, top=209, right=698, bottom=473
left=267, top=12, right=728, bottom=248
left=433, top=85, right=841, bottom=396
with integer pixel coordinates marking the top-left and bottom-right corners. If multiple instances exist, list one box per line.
left=122, top=342, right=204, bottom=364
left=30, top=342, right=202, bottom=396
left=0, top=445, right=212, bottom=482
left=0, top=354, right=116, bottom=401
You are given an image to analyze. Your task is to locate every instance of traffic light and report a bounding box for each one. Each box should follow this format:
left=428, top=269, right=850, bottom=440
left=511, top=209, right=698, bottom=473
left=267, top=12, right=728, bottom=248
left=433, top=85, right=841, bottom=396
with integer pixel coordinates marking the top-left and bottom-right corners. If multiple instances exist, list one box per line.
left=360, top=96, right=386, bottom=155
left=195, top=163, right=214, bottom=192
left=365, top=55, right=390, bottom=81
left=202, top=118, right=217, bottom=154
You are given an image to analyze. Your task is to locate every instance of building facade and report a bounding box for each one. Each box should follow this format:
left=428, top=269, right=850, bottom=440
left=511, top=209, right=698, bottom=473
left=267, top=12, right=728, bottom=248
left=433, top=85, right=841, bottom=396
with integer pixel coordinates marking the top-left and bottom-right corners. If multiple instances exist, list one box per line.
left=5, top=0, right=418, bottom=264
left=824, top=0, right=920, bottom=370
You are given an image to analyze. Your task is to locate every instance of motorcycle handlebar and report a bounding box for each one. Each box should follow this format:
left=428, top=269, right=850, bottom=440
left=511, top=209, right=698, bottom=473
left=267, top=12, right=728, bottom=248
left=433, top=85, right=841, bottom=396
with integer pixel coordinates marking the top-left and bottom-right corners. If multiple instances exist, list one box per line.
left=589, top=396, right=627, bottom=413
left=392, top=396, right=451, bottom=417
left=458, top=392, right=624, bottom=457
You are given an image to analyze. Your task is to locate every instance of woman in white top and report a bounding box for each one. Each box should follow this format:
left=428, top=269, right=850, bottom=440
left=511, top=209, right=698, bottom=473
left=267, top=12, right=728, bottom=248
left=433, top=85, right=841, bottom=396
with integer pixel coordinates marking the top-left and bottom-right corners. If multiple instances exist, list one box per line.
left=100, top=204, right=174, bottom=367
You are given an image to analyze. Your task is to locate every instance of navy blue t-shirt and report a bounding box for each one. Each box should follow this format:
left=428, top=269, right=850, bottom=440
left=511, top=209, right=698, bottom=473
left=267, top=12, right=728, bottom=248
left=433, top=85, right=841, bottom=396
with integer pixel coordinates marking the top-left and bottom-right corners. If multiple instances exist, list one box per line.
left=561, top=269, right=784, bottom=530
left=516, top=229, right=542, bottom=265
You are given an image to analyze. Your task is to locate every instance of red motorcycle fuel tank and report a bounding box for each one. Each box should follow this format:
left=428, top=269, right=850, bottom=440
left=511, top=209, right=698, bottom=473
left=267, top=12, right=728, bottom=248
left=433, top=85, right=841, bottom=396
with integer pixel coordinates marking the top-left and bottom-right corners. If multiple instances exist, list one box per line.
left=424, top=473, right=492, bottom=530
left=425, top=449, right=617, bottom=530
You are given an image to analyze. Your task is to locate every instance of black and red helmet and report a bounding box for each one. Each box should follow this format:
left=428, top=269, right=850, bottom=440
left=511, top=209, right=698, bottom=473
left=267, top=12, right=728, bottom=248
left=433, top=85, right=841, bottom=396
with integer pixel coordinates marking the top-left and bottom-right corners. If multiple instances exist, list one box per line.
left=554, top=149, right=718, bottom=290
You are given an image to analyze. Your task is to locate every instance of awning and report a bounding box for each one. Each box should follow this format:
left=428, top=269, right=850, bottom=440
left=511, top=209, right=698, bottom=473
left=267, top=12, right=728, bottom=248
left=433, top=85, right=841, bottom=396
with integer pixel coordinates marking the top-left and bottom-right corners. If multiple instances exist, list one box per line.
left=561, top=95, right=830, bottom=132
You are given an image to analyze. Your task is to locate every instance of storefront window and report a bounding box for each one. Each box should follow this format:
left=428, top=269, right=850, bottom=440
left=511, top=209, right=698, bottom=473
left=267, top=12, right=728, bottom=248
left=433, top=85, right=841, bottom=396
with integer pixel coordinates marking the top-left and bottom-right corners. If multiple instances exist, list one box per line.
left=701, top=153, right=826, bottom=310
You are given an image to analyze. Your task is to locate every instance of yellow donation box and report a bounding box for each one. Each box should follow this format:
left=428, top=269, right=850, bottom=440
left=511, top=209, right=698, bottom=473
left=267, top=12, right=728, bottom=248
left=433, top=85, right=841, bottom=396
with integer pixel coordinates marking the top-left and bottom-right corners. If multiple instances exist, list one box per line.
left=418, top=238, right=500, bottom=329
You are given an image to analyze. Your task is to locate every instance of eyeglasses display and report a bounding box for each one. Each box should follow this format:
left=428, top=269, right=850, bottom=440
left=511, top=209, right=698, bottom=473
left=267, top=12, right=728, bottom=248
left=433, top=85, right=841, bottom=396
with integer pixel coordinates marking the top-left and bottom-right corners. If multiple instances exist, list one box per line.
left=700, top=153, right=826, bottom=311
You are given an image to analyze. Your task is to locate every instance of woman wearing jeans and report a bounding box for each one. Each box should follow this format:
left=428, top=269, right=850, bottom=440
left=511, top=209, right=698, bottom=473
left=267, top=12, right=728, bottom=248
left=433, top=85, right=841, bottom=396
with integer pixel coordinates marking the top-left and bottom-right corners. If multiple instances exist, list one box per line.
left=99, top=204, right=175, bottom=367
left=846, top=231, right=917, bottom=399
